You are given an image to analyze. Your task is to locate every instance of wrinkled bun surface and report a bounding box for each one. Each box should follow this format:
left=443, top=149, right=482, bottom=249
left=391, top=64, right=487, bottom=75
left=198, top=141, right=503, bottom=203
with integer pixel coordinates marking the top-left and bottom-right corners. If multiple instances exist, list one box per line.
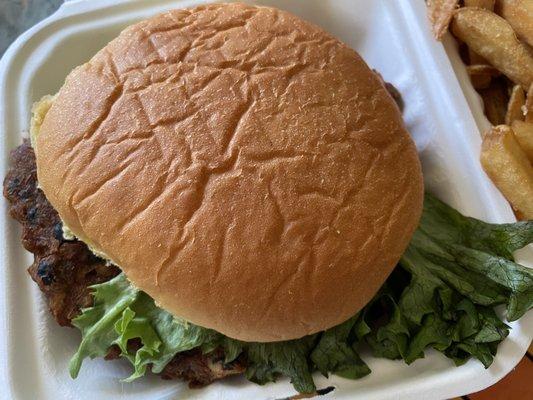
left=36, top=3, right=423, bottom=342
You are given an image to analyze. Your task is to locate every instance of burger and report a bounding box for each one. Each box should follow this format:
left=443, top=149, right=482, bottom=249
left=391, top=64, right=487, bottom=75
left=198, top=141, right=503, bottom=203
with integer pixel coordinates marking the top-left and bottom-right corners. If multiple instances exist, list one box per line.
left=4, top=2, right=533, bottom=396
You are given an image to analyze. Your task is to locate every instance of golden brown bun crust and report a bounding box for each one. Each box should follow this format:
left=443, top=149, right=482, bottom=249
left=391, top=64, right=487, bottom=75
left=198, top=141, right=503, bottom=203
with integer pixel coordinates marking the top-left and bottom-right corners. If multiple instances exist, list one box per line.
left=36, top=3, right=423, bottom=342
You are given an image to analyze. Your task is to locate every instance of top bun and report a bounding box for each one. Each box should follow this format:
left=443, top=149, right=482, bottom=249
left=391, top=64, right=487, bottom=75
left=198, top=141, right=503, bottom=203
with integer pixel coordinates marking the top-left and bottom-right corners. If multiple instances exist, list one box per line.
left=36, top=3, right=423, bottom=342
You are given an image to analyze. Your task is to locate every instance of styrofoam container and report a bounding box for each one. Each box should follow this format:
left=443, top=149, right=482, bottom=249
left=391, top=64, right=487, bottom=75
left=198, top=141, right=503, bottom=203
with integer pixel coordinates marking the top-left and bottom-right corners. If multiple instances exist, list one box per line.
left=0, top=0, right=531, bottom=399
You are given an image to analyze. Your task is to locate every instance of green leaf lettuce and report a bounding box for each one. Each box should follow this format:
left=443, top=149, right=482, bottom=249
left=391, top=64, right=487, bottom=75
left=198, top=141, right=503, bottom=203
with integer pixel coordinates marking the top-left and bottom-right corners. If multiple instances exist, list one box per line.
left=69, top=193, right=533, bottom=393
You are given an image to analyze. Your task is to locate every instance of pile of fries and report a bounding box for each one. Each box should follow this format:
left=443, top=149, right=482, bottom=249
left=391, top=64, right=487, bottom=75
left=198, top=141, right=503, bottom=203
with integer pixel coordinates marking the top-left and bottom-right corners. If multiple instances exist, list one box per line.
left=427, top=0, right=533, bottom=219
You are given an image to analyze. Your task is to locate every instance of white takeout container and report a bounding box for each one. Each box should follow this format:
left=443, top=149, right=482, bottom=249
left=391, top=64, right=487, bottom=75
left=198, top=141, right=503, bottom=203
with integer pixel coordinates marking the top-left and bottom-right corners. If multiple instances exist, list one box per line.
left=1, top=0, right=532, bottom=399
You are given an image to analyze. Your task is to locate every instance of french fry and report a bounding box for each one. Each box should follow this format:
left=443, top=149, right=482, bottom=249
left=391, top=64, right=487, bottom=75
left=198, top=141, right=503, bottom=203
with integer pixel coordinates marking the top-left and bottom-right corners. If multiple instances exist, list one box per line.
left=478, top=79, right=509, bottom=125
left=468, top=48, right=489, bottom=65
left=511, top=120, right=533, bottom=162
left=526, top=83, right=533, bottom=122
left=427, top=0, right=460, bottom=40
left=480, top=125, right=533, bottom=219
left=495, top=0, right=533, bottom=47
left=466, top=64, right=501, bottom=89
left=505, top=85, right=526, bottom=124
left=451, top=8, right=533, bottom=89
left=465, top=0, right=495, bottom=10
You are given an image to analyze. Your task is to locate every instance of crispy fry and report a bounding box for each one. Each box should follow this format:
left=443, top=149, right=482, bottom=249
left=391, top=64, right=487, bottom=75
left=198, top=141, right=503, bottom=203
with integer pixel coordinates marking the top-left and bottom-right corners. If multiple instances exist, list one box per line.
left=526, top=83, right=533, bottom=122
left=495, top=0, right=533, bottom=47
left=505, top=85, right=526, bottom=124
left=468, top=48, right=489, bottom=65
left=478, top=79, right=509, bottom=125
left=511, top=120, right=533, bottom=162
left=480, top=125, right=533, bottom=219
left=451, top=8, right=533, bottom=89
left=465, top=0, right=495, bottom=10
left=427, top=0, right=460, bottom=40
left=466, top=64, right=501, bottom=89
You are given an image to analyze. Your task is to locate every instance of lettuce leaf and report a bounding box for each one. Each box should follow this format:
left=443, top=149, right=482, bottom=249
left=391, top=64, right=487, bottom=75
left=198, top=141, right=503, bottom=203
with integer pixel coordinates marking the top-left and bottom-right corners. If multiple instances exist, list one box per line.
left=310, top=316, right=370, bottom=380
left=70, top=275, right=222, bottom=380
left=69, top=193, right=533, bottom=393
left=69, top=273, right=139, bottom=378
left=244, top=336, right=318, bottom=393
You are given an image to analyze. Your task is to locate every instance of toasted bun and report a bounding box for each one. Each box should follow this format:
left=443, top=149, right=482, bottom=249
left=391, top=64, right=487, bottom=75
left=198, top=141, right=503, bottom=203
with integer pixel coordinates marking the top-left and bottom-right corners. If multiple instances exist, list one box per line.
left=36, top=3, right=423, bottom=342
